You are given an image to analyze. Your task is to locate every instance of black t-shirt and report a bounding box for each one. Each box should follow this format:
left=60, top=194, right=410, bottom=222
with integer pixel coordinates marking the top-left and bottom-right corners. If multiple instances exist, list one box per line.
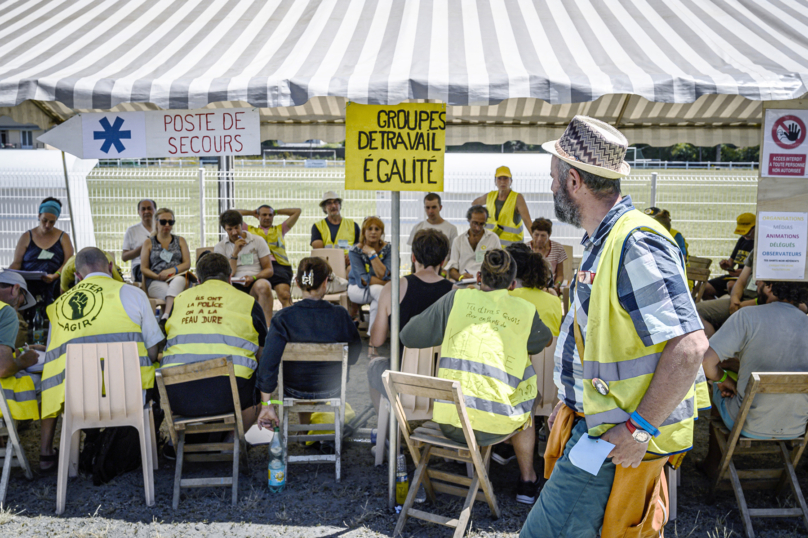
left=310, top=220, right=360, bottom=246
left=730, top=236, right=754, bottom=268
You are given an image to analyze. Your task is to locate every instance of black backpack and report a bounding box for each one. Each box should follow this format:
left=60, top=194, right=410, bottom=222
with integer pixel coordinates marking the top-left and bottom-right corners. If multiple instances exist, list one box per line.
left=79, top=404, right=164, bottom=486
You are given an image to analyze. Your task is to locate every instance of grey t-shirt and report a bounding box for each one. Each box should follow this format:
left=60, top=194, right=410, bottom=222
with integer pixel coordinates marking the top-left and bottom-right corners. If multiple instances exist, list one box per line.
left=710, top=301, right=808, bottom=438
left=0, top=306, right=19, bottom=349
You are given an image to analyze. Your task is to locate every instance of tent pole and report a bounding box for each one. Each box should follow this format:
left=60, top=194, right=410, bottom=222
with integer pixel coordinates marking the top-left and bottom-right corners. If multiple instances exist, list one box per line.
left=60, top=151, right=78, bottom=248
left=388, top=190, right=400, bottom=509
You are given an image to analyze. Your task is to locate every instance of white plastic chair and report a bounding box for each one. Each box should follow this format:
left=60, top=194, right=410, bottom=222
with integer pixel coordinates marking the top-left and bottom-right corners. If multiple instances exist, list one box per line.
left=56, top=342, right=156, bottom=514
left=0, top=384, right=34, bottom=505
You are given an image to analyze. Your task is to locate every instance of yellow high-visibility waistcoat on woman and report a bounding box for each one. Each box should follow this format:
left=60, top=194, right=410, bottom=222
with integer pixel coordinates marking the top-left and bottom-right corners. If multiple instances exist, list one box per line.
left=584, top=210, right=698, bottom=456
left=314, top=218, right=357, bottom=254
left=248, top=224, right=290, bottom=266
left=485, top=190, right=523, bottom=246
left=161, top=279, right=259, bottom=379
left=0, top=301, right=39, bottom=420
left=42, top=277, right=154, bottom=419
left=435, top=288, right=536, bottom=435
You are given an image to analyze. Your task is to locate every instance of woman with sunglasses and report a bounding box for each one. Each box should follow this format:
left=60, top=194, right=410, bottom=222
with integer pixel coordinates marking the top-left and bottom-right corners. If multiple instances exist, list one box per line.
left=347, top=216, right=392, bottom=332
left=140, top=208, right=190, bottom=325
left=10, top=197, right=74, bottom=314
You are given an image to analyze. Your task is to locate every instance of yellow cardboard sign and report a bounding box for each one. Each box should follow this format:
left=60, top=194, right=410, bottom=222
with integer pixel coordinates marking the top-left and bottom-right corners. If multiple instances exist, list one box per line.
left=345, top=102, right=446, bottom=191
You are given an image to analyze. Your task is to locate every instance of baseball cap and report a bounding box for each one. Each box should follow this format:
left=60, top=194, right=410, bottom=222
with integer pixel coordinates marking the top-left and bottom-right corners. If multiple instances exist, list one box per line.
left=734, top=213, right=756, bottom=235
left=0, top=270, right=36, bottom=310
left=495, top=166, right=512, bottom=178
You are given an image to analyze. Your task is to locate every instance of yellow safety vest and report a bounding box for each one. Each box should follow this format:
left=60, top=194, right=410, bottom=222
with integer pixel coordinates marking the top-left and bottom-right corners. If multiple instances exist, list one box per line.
left=161, top=279, right=260, bottom=379
left=0, top=301, right=39, bottom=420
left=508, top=287, right=563, bottom=337
left=485, top=190, right=523, bottom=246
left=248, top=224, right=290, bottom=266
left=584, top=209, right=697, bottom=455
left=435, top=288, right=536, bottom=435
left=314, top=218, right=357, bottom=254
left=42, top=276, right=154, bottom=419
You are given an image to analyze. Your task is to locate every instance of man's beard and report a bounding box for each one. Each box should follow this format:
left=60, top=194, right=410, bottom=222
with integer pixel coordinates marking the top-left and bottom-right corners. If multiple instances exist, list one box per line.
left=553, top=178, right=582, bottom=228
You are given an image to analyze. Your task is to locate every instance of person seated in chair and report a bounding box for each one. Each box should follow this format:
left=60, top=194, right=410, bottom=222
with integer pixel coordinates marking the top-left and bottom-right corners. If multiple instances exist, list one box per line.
left=401, top=249, right=552, bottom=505
left=255, top=258, right=362, bottom=431
left=699, top=280, right=808, bottom=479
left=366, top=229, right=454, bottom=415
left=506, top=242, right=562, bottom=337
left=702, top=213, right=755, bottom=300
left=161, top=253, right=265, bottom=433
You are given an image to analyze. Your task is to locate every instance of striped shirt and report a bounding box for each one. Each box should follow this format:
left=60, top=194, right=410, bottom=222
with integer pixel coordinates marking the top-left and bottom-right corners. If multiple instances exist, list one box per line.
left=554, top=197, right=702, bottom=412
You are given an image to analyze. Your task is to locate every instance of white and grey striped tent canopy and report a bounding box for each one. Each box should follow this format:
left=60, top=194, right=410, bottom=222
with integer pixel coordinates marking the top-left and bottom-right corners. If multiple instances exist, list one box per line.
left=2, top=0, right=807, bottom=145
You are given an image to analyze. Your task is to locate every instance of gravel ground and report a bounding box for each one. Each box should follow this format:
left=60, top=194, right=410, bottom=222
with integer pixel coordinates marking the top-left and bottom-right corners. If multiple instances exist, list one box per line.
left=2, top=338, right=807, bottom=537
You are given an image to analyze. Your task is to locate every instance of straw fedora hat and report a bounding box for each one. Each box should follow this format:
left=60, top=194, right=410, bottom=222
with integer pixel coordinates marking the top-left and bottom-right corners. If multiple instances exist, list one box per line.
left=542, top=115, right=631, bottom=179
left=319, top=190, right=343, bottom=208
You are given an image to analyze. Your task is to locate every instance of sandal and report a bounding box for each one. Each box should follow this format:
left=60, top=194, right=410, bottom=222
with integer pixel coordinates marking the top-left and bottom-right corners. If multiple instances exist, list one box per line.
left=39, top=448, right=59, bottom=473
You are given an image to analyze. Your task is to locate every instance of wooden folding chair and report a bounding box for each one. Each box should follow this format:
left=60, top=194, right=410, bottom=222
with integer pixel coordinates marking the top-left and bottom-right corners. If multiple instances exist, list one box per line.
left=279, top=343, right=348, bottom=481
left=0, top=384, right=34, bottom=506
left=709, top=373, right=808, bottom=537
left=57, top=342, right=157, bottom=514
left=375, top=346, right=440, bottom=466
left=382, top=371, right=500, bottom=538
left=687, top=266, right=711, bottom=303
left=310, top=248, right=350, bottom=310
left=155, top=356, right=247, bottom=509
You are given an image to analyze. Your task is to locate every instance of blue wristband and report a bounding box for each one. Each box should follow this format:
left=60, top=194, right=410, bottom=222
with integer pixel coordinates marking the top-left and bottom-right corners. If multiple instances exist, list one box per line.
left=630, top=411, right=660, bottom=437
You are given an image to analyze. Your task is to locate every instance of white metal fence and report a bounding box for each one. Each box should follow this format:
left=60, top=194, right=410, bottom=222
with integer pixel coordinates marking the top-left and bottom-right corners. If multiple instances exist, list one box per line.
left=2, top=161, right=758, bottom=277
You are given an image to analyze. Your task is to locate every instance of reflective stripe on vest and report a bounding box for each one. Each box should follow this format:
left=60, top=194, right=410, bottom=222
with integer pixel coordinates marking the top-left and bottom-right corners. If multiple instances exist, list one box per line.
left=249, top=224, right=290, bottom=266
left=583, top=209, right=696, bottom=456
left=485, top=190, right=523, bottom=245
left=161, top=279, right=260, bottom=379
left=42, top=277, right=153, bottom=419
left=0, top=301, right=40, bottom=420
left=314, top=218, right=356, bottom=254
left=435, top=288, right=536, bottom=435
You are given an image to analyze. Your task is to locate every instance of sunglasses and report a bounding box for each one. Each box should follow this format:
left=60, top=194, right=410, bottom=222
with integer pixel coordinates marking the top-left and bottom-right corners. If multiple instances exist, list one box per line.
left=159, top=219, right=175, bottom=226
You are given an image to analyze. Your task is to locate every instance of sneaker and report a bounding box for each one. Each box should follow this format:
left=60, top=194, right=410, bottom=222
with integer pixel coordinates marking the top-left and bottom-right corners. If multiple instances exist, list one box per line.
left=491, top=444, right=516, bottom=466
left=516, top=477, right=540, bottom=505
left=162, top=444, right=176, bottom=461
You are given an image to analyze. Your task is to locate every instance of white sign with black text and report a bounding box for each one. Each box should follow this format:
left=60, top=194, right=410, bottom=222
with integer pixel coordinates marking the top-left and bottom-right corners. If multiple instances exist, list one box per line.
left=756, top=211, right=808, bottom=280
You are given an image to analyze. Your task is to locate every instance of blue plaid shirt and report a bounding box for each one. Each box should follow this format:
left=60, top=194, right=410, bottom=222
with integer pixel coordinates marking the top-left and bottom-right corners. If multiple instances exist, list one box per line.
left=554, top=196, right=703, bottom=412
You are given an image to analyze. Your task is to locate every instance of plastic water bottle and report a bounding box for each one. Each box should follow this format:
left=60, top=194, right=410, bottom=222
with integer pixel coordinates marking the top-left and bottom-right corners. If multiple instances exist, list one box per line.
left=268, top=427, right=286, bottom=493
left=32, top=308, right=45, bottom=345
left=395, top=454, right=409, bottom=511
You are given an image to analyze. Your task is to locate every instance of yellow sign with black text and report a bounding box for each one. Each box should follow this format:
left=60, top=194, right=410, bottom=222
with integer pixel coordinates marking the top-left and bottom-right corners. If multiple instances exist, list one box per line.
left=345, top=102, right=446, bottom=191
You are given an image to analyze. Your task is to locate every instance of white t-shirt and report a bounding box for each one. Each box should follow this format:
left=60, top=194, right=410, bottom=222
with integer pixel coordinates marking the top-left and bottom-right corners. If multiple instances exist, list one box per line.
left=214, top=232, right=271, bottom=279
left=407, top=220, right=459, bottom=253
left=122, top=223, right=152, bottom=269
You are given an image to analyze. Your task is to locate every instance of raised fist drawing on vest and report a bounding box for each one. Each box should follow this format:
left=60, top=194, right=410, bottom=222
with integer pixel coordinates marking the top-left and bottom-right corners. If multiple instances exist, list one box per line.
left=68, top=292, right=89, bottom=319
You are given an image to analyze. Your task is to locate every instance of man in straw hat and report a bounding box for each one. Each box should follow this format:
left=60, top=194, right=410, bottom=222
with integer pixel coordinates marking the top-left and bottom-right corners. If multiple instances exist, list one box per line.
left=521, top=116, right=708, bottom=538
left=310, top=190, right=361, bottom=256
left=472, top=165, right=532, bottom=246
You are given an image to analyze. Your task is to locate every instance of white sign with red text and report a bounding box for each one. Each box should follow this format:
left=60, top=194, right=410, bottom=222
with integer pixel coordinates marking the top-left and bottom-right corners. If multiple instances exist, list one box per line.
left=39, top=108, right=260, bottom=159
left=762, top=109, right=808, bottom=178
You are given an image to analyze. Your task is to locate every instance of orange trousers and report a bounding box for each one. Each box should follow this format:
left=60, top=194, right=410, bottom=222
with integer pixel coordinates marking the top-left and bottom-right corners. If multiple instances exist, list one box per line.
left=544, top=406, right=669, bottom=538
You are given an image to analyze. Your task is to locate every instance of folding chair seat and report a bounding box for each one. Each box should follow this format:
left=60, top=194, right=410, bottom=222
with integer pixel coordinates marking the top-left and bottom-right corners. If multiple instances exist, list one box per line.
left=0, top=386, right=34, bottom=505
left=382, top=371, right=500, bottom=538
left=155, top=356, right=247, bottom=509
left=56, top=342, right=157, bottom=514
left=375, top=346, right=440, bottom=466
left=708, top=372, right=808, bottom=538
left=687, top=266, right=711, bottom=303
left=279, top=343, right=348, bottom=481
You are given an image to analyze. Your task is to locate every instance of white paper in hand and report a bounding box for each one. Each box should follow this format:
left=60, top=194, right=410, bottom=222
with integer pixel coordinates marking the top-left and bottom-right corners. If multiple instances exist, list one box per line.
left=569, top=434, right=614, bottom=476
left=25, top=351, right=47, bottom=374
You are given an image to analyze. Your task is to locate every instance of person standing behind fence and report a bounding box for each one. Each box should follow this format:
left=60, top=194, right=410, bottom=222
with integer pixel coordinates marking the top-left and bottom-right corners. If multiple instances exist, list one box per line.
left=521, top=116, right=708, bottom=538
left=471, top=166, right=532, bottom=247
left=235, top=205, right=301, bottom=309
left=140, top=208, right=190, bottom=326
left=121, top=199, right=155, bottom=284
left=9, top=197, right=74, bottom=314
left=348, top=217, right=392, bottom=332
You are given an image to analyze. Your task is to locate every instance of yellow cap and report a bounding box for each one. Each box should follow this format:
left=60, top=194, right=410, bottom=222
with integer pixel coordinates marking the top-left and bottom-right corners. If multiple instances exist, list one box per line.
left=733, top=213, right=756, bottom=235
left=495, top=166, right=512, bottom=178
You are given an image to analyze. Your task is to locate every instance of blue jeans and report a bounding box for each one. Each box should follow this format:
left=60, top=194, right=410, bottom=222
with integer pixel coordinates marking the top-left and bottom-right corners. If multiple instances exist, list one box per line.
left=520, top=419, right=616, bottom=538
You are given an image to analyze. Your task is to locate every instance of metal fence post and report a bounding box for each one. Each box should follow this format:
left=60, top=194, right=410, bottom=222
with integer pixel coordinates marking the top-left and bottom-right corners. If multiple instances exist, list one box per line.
left=650, top=172, right=658, bottom=208
left=198, top=167, right=206, bottom=248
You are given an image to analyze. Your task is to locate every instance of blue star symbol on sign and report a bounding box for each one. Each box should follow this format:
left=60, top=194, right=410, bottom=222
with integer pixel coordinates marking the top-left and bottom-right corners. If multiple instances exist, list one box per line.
left=93, top=116, right=131, bottom=154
